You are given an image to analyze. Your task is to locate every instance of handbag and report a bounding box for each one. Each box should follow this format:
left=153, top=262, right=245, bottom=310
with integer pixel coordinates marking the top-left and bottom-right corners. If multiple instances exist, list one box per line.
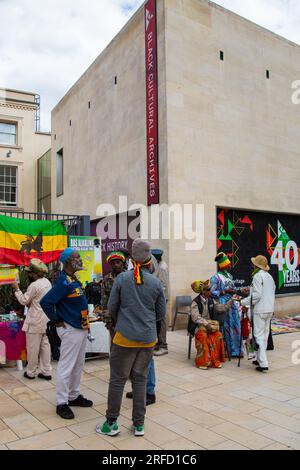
left=241, top=317, right=251, bottom=339
left=212, top=299, right=232, bottom=321
left=250, top=335, right=259, bottom=351
left=267, top=322, right=274, bottom=351
left=250, top=294, right=259, bottom=351
left=213, top=302, right=227, bottom=316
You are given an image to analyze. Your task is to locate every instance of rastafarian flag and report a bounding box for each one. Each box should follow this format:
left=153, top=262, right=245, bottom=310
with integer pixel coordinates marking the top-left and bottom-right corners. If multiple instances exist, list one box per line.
left=0, top=214, right=68, bottom=266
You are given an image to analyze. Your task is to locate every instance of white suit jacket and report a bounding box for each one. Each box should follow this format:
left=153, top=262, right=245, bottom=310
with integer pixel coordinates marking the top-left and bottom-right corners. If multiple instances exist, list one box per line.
left=241, top=270, right=276, bottom=314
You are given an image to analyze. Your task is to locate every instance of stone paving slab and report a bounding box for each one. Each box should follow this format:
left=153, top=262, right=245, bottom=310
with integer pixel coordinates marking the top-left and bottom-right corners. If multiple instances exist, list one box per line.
left=0, top=331, right=300, bottom=450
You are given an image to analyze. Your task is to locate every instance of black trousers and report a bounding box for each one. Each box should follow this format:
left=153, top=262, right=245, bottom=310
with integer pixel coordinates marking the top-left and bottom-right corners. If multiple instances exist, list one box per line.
left=46, top=322, right=61, bottom=360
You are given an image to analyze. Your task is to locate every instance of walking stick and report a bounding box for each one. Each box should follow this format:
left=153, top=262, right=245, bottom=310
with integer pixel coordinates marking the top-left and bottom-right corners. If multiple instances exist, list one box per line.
left=238, top=309, right=244, bottom=368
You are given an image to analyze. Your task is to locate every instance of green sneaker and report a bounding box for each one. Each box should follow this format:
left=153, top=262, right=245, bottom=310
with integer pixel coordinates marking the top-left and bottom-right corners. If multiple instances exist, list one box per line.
left=96, top=421, right=120, bottom=436
left=134, top=425, right=145, bottom=437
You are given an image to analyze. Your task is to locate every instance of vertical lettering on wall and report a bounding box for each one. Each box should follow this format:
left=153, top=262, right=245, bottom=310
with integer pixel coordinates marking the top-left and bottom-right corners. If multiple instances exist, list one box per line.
left=145, top=0, right=159, bottom=206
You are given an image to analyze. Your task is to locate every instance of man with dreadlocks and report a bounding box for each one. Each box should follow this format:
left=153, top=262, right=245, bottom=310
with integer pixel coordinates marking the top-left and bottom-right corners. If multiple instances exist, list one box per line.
left=96, top=239, right=166, bottom=438
left=100, top=251, right=127, bottom=337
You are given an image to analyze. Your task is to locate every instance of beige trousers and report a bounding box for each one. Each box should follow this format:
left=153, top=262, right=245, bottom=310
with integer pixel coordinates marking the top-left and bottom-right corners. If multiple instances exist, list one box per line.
left=26, top=332, right=52, bottom=377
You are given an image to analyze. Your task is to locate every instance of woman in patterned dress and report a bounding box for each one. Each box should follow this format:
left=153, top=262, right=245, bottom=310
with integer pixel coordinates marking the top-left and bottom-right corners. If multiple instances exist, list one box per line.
left=210, top=253, right=242, bottom=358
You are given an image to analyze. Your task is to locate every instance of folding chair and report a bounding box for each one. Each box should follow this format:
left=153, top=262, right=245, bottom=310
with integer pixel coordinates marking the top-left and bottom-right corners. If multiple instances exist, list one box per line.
left=172, top=296, right=192, bottom=332
left=187, top=313, right=197, bottom=360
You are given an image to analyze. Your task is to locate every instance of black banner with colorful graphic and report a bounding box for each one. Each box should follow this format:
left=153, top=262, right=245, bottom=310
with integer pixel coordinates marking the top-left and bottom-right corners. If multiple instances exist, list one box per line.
left=217, top=208, right=300, bottom=295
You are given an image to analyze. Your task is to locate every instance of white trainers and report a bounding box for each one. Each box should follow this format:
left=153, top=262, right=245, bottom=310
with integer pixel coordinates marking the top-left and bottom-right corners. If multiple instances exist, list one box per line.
left=153, top=348, right=168, bottom=357
left=95, top=421, right=120, bottom=436
left=133, top=425, right=145, bottom=436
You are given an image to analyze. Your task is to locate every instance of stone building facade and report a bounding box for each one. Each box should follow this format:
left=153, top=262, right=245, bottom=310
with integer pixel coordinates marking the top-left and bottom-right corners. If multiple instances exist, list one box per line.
left=0, top=88, right=51, bottom=212
left=51, top=0, right=300, bottom=320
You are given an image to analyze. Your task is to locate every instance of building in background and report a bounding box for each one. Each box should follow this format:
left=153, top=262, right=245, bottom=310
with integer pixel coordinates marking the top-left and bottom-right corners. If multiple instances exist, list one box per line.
left=0, top=88, right=51, bottom=213
left=37, top=149, right=51, bottom=213
left=51, top=0, right=300, bottom=319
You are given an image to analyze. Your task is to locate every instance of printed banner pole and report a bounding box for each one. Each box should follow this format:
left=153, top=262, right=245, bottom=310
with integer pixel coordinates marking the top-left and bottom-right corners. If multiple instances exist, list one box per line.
left=145, top=0, right=159, bottom=206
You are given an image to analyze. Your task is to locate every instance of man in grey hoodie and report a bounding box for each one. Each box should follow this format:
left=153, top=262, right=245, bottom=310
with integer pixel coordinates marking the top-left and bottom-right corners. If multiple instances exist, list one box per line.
left=96, top=239, right=166, bottom=438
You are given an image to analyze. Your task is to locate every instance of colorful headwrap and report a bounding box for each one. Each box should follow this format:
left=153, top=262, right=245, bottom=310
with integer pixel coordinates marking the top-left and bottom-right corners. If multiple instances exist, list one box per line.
left=215, top=252, right=231, bottom=271
left=25, top=258, right=48, bottom=277
left=191, top=280, right=210, bottom=294
left=106, top=251, right=126, bottom=265
left=60, top=248, right=75, bottom=264
left=131, top=257, right=152, bottom=285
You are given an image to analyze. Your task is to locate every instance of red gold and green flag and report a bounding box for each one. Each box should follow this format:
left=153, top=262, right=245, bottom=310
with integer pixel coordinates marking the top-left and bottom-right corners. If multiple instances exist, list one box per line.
left=0, top=215, right=68, bottom=266
left=0, top=267, right=19, bottom=285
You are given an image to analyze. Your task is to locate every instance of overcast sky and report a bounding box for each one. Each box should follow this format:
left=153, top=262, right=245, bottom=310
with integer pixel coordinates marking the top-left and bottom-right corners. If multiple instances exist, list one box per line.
left=1, top=0, right=299, bottom=132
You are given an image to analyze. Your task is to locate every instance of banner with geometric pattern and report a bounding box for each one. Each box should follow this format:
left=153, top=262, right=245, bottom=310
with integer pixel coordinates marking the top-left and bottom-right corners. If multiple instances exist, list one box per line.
left=217, top=208, right=300, bottom=295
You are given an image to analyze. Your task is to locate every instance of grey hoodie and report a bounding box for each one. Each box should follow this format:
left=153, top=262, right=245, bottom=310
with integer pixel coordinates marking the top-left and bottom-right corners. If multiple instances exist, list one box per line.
left=108, top=268, right=166, bottom=344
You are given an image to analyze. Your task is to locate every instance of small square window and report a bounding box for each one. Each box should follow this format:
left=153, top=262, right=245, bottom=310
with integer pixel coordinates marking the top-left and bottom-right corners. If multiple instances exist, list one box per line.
left=0, top=122, right=17, bottom=145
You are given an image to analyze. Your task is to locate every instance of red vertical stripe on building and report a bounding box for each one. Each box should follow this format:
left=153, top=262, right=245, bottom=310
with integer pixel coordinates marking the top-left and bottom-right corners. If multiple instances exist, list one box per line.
left=145, top=0, right=159, bottom=206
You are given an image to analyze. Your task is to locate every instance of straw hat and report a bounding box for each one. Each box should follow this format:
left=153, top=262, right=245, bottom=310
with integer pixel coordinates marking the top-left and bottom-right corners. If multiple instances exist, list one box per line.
left=251, top=255, right=270, bottom=272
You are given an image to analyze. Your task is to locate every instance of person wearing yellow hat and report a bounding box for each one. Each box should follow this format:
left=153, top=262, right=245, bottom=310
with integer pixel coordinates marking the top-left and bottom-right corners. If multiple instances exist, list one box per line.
left=210, top=252, right=242, bottom=358
left=241, top=255, right=276, bottom=373
left=190, top=280, right=225, bottom=370
left=12, top=259, right=52, bottom=380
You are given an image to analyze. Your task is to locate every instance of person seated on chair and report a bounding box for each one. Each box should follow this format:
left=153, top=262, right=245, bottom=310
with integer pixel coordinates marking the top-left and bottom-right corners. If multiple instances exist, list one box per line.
left=191, top=280, right=225, bottom=370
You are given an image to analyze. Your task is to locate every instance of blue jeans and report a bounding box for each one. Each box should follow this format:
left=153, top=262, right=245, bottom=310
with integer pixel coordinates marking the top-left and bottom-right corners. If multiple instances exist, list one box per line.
left=146, top=357, right=155, bottom=395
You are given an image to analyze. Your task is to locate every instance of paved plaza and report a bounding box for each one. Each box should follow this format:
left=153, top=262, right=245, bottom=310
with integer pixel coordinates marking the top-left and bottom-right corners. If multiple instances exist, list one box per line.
left=0, top=330, right=300, bottom=450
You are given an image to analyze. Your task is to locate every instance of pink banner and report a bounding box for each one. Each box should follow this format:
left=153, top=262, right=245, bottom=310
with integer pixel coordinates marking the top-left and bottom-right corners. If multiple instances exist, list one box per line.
left=145, top=0, right=159, bottom=206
